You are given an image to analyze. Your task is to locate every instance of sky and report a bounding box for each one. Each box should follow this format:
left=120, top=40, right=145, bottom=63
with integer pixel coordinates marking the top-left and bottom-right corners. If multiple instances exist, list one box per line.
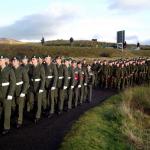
left=0, top=0, right=150, bottom=44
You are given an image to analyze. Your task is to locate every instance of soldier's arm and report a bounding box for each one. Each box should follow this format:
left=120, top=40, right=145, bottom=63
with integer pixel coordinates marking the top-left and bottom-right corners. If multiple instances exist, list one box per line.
left=40, top=65, right=45, bottom=90
left=21, top=68, right=29, bottom=94
left=52, top=64, right=58, bottom=88
left=8, top=68, right=16, bottom=96
left=63, top=66, right=68, bottom=87
left=71, top=68, right=75, bottom=86
left=84, top=69, right=88, bottom=85
left=79, top=70, right=83, bottom=85
left=92, top=73, right=95, bottom=85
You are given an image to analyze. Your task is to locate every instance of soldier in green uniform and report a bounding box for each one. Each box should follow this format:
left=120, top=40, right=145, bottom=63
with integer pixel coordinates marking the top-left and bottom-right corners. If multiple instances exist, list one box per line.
left=28, top=56, right=45, bottom=123
left=21, top=56, right=30, bottom=72
left=21, top=56, right=31, bottom=113
left=55, top=56, right=68, bottom=114
left=0, top=56, right=16, bottom=135
left=91, top=60, right=98, bottom=88
left=87, top=64, right=95, bottom=102
left=72, top=60, right=82, bottom=108
left=97, top=61, right=103, bottom=88
left=77, top=61, right=84, bottom=105
left=44, top=55, right=58, bottom=118
left=101, top=60, right=109, bottom=89
left=65, top=59, right=75, bottom=111
left=118, top=63, right=127, bottom=90
left=11, top=57, right=29, bottom=128
left=82, top=62, right=88, bottom=103
left=146, top=59, right=150, bottom=84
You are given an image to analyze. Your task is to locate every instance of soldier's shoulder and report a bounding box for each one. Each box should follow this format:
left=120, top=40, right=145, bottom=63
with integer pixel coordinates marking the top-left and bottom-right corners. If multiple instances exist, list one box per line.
left=6, top=65, right=13, bottom=70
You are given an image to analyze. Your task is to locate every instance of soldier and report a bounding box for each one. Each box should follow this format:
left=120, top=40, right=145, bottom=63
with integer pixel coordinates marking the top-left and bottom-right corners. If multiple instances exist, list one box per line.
left=44, top=55, right=58, bottom=118
left=118, top=63, right=127, bottom=90
left=65, top=59, right=75, bottom=111
left=107, top=61, right=113, bottom=88
left=0, top=56, right=16, bottom=135
left=146, top=59, right=150, bottom=84
left=21, top=56, right=30, bottom=72
left=87, top=64, right=95, bottom=102
left=101, top=60, right=109, bottom=89
left=5, top=57, right=11, bottom=67
left=38, top=56, right=44, bottom=65
left=71, top=60, right=82, bottom=107
left=82, top=59, right=87, bottom=69
left=77, top=61, right=85, bottom=105
left=55, top=56, right=68, bottom=114
left=97, top=60, right=103, bottom=88
left=11, top=57, right=29, bottom=128
left=28, top=56, right=45, bottom=123
left=91, top=59, right=98, bottom=88
left=82, top=62, right=88, bottom=103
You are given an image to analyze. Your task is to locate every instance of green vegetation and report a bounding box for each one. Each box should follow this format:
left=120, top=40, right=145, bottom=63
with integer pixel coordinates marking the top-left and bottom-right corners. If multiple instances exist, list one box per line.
left=60, top=86, right=150, bottom=150
left=0, top=42, right=150, bottom=58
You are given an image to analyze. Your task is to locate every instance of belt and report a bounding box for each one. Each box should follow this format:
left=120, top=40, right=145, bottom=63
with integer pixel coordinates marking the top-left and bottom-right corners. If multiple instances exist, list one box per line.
left=16, top=81, right=23, bottom=86
left=31, top=78, right=41, bottom=82
left=1, top=82, right=10, bottom=87
left=46, top=76, right=53, bottom=79
left=59, top=76, right=64, bottom=79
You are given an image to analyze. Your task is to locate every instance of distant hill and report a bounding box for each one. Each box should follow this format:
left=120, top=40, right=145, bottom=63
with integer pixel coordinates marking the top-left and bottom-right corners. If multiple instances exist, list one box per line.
left=0, top=38, right=21, bottom=44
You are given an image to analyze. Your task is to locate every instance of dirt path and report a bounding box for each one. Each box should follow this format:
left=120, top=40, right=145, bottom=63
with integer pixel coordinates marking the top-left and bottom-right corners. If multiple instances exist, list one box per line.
left=0, top=89, right=116, bottom=150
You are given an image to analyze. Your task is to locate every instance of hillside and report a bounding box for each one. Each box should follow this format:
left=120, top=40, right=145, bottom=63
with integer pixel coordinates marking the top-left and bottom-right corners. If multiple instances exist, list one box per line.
left=0, top=38, right=21, bottom=44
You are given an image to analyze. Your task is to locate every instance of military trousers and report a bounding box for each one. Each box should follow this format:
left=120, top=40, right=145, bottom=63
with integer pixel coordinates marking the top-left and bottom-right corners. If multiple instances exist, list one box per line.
left=0, top=98, right=12, bottom=130
left=83, top=85, right=88, bottom=102
left=57, top=88, right=67, bottom=112
left=14, top=97, right=25, bottom=125
left=87, top=85, right=93, bottom=102
left=73, top=87, right=79, bottom=108
left=67, top=87, right=73, bottom=109
left=46, top=89, right=56, bottom=114
left=28, top=92, right=43, bottom=119
left=79, top=85, right=84, bottom=104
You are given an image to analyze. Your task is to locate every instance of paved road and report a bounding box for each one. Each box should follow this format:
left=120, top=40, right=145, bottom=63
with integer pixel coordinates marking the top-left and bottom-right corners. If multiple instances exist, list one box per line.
left=0, top=89, right=116, bottom=150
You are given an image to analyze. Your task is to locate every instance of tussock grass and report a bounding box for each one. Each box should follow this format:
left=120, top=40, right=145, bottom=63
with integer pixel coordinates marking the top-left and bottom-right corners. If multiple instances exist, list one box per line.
left=60, top=86, right=150, bottom=150
left=0, top=43, right=150, bottom=58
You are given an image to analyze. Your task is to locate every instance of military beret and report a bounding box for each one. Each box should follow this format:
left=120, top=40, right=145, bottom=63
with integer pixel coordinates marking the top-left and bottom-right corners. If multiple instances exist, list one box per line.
left=68, top=57, right=72, bottom=61
left=63, top=57, right=69, bottom=62
left=22, top=56, right=28, bottom=60
left=71, top=60, right=77, bottom=63
left=31, top=55, right=38, bottom=59
left=77, top=61, right=82, bottom=64
left=44, top=55, right=51, bottom=58
left=11, top=56, right=21, bottom=61
left=55, top=56, right=61, bottom=60
left=0, top=55, right=6, bottom=59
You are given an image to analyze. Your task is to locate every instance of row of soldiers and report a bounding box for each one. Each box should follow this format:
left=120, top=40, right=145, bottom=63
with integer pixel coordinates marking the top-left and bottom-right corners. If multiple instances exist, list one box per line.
left=91, top=58, right=150, bottom=89
left=0, top=55, right=95, bottom=135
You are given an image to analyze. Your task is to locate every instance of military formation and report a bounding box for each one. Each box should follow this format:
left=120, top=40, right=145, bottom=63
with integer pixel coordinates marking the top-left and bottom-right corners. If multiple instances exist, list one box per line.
left=0, top=55, right=95, bottom=135
left=91, top=58, right=150, bottom=90
left=0, top=55, right=150, bottom=135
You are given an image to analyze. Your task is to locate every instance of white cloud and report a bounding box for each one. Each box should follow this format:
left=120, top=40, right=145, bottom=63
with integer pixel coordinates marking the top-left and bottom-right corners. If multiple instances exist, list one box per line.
left=0, top=2, right=78, bottom=40
left=108, top=0, right=150, bottom=11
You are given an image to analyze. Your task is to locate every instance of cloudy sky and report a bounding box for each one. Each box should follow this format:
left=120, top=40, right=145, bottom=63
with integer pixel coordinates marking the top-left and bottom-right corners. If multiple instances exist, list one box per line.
left=0, top=0, right=150, bottom=44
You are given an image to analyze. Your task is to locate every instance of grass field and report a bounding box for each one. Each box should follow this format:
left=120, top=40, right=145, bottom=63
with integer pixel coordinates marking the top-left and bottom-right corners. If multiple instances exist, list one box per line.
left=60, top=86, right=150, bottom=150
left=0, top=43, right=150, bottom=59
